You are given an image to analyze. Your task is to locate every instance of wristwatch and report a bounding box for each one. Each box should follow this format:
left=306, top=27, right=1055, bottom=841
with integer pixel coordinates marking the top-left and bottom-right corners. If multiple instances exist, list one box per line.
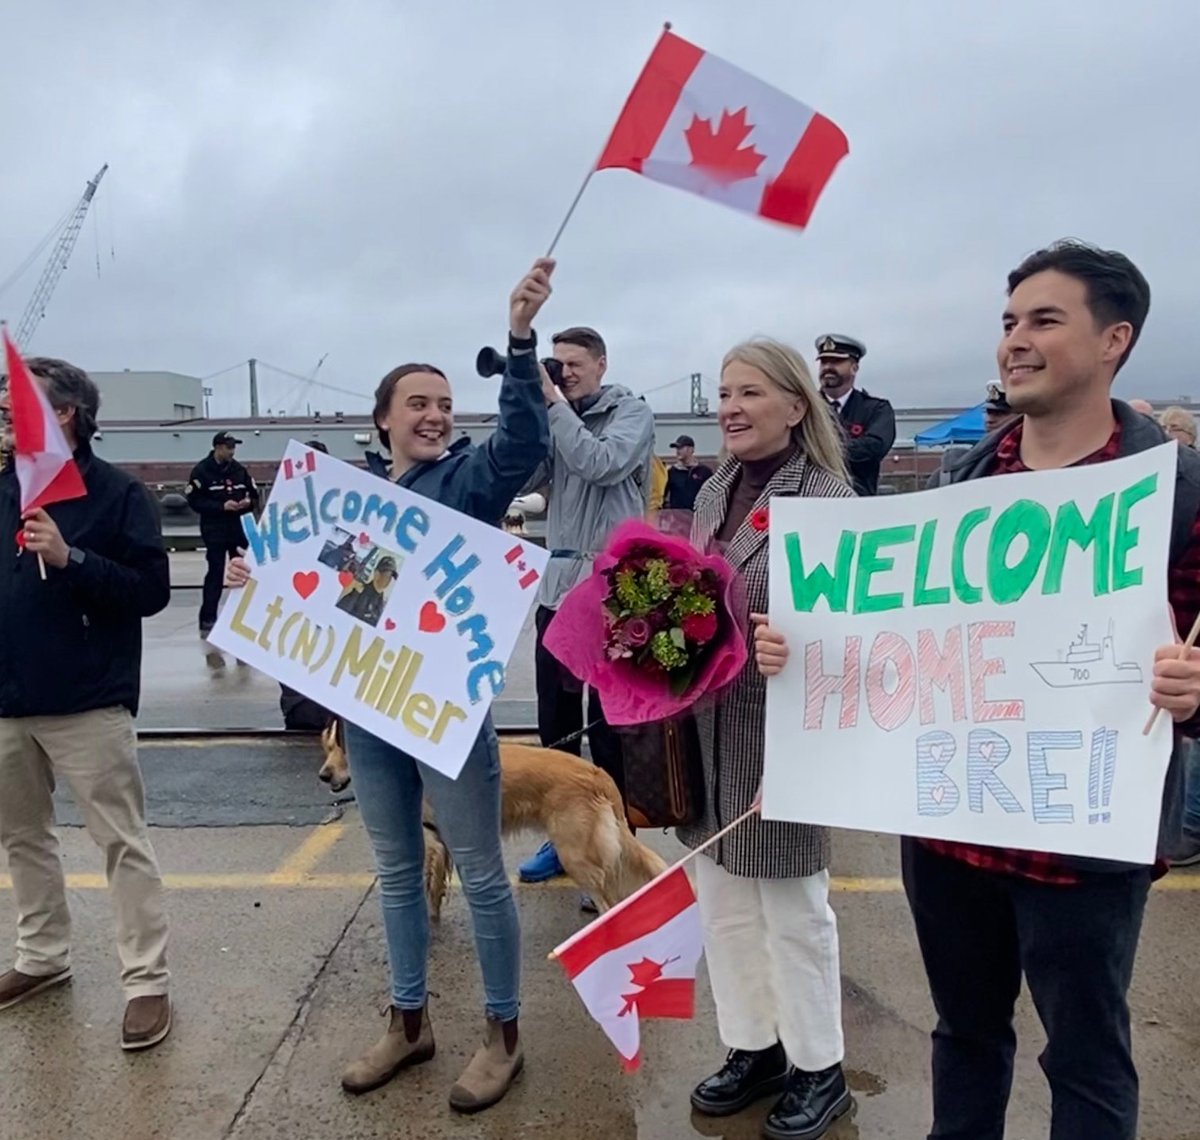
left=67, top=546, right=86, bottom=569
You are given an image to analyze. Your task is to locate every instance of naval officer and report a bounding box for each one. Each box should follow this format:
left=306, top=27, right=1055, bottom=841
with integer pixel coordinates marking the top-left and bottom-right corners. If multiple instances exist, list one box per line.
left=815, top=334, right=896, bottom=495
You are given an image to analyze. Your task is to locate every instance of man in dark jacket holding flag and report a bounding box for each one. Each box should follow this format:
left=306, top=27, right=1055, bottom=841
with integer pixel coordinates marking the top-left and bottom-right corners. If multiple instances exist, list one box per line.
left=0, top=355, right=173, bottom=1051
left=186, top=430, right=259, bottom=636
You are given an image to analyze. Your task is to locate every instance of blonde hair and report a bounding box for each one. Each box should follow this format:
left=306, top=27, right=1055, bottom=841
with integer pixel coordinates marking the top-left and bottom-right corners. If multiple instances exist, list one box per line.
left=1159, top=405, right=1196, bottom=444
left=721, top=337, right=851, bottom=485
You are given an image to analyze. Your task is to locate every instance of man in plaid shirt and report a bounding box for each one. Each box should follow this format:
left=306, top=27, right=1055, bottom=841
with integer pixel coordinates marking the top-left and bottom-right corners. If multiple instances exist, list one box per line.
left=901, top=240, right=1200, bottom=1140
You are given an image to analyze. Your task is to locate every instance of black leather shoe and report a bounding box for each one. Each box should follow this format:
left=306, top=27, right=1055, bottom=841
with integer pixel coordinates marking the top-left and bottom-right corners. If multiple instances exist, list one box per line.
left=690, top=1043, right=788, bottom=1117
left=763, top=1064, right=852, bottom=1139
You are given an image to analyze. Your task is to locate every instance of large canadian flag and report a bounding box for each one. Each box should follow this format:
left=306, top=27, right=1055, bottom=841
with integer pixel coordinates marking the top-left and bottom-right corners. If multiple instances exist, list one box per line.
left=3, top=327, right=87, bottom=512
left=597, top=28, right=849, bottom=229
left=553, top=866, right=703, bottom=1071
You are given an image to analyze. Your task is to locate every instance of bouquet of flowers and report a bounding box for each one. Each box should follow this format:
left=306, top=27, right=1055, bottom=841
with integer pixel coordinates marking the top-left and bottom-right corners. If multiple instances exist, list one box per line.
left=543, top=519, right=747, bottom=725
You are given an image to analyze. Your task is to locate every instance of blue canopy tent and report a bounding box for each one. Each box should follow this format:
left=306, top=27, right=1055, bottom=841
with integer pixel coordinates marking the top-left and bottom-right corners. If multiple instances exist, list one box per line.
left=914, top=402, right=987, bottom=446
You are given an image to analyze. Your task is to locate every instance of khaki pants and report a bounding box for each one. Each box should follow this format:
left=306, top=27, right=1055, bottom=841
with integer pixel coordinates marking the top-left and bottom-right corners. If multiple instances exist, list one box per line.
left=0, top=707, right=169, bottom=998
left=695, top=855, right=844, bottom=1072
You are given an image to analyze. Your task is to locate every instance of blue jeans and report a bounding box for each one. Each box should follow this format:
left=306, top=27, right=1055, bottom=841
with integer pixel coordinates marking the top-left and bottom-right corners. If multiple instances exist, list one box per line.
left=345, top=717, right=520, bottom=1021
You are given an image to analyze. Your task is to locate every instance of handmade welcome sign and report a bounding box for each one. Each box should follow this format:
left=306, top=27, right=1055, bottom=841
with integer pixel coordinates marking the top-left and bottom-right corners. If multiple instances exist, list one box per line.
left=208, top=441, right=548, bottom=778
left=763, top=444, right=1179, bottom=863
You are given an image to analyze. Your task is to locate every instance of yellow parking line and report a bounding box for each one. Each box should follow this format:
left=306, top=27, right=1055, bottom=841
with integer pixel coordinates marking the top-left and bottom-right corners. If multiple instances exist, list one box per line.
left=269, top=824, right=346, bottom=883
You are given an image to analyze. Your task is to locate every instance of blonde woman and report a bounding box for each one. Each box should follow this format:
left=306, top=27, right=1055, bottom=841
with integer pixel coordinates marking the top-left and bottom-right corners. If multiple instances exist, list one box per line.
left=1160, top=406, right=1197, bottom=448
left=680, top=338, right=855, bottom=1140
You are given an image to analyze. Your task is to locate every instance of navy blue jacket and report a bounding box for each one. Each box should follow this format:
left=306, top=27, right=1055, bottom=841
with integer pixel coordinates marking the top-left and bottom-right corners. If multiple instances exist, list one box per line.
left=365, top=349, right=549, bottom=523
left=0, top=443, right=171, bottom=718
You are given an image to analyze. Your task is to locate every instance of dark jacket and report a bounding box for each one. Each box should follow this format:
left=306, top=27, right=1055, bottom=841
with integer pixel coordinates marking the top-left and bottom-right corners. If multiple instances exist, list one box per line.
left=186, top=453, right=260, bottom=544
left=836, top=387, right=896, bottom=496
left=935, top=399, right=1200, bottom=873
left=663, top=462, right=714, bottom=511
left=365, top=348, right=549, bottom=525
left=0, top=444, right=171, bottom=718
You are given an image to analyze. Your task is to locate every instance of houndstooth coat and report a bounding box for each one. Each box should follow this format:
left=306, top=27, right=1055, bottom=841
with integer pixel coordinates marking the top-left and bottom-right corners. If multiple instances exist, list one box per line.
left=676, top=448, right=856, bottom=879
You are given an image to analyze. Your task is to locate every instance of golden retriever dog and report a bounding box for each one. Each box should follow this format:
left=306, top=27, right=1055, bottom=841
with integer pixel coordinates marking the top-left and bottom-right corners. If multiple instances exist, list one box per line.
left=318, top=720, right=667, bottom=917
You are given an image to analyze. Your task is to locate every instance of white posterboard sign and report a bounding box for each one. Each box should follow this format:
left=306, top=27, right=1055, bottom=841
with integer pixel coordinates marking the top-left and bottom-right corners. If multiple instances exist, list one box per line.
left=763, top=444, right=1178, bottom=864
left=208, top=441, right=548, bottom=779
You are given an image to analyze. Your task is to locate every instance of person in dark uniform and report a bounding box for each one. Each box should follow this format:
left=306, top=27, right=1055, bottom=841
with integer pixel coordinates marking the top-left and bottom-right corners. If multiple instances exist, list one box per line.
left=662, top=434, right=714, bottom=511
left=815, top=335, right=896, bottom=495
left=984, top=381, right=1018, bottom=434
left=185, top=430, right=260, bottom=636
left=336, top=555, right=397, bottom=628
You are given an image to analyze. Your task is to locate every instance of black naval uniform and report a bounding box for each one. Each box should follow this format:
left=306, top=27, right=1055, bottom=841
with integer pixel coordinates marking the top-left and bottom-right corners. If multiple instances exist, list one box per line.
left=186, top=434, right=260, bottom=632
left=816, top=335, right=896, bottom=496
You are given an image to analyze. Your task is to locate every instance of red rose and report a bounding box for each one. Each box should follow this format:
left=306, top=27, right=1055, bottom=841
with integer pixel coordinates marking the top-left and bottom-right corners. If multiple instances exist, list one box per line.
left=849, top=423, right=865, bottom=437
left=682, top=611, right=718, bottom=643
left=749, top=507, right=769, bottom=532
left=667, top=562, right=691, bottom=588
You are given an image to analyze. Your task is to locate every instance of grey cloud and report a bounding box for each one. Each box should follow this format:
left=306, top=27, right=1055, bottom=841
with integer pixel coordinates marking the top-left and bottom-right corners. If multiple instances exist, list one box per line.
left=1, top=0, right=1197, bottom=419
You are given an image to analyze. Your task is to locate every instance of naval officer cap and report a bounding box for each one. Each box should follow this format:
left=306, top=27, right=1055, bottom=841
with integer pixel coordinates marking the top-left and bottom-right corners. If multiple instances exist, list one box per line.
left=815, top=334, right=866, bottom=362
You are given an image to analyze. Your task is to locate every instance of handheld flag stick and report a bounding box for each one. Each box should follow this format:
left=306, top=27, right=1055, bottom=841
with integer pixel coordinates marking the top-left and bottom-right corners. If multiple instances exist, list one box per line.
left=547, top=797, right=758, bottom=961
left=543, top=22, right=675, bottom=258
left=36, top=552, right=46, bottom=580
left=1143, top=608, right=1200, bottom=735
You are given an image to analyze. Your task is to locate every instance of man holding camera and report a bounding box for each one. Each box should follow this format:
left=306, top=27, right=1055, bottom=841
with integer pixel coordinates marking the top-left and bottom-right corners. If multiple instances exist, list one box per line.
left=516, top=326, right=656, bottom=895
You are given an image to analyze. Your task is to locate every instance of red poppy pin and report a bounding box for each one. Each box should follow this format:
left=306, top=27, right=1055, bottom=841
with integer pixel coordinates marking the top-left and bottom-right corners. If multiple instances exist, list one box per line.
left=749, top=507, right=769, bottom=533
left=14, top=528, right=25, bottom=550
left=849, top=423, right=865, bottom=437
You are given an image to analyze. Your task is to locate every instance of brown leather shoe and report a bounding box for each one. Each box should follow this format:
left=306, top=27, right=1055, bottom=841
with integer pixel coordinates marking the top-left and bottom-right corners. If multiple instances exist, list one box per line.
left=448, top=1016, right=524, bottom=1114
left=121, top=994, right=172, bottom=1051
left=0, top=967, right=72, bottom=1012
left=341, top=1006, right=435, bottom=1095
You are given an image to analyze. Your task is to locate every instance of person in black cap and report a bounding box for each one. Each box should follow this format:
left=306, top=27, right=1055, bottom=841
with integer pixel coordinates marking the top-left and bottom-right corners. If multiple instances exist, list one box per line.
left=185, top=430, right=260, bottom=636
left=335, top=554, right=398, bottom=628
left=815, top=335, right=896, bottom=495
left=984, top=381, right=1018, bottom=434
left=662, top=433, right=714, bottom=511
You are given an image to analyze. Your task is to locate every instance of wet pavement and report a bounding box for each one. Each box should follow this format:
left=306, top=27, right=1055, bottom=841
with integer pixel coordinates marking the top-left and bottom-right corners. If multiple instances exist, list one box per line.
left=4, top=563, right=1200, bottom=1138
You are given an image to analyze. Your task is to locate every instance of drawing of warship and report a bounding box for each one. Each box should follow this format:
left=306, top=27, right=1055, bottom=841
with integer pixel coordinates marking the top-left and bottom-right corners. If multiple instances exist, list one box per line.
left=1029, top=621, right=1143, bottom=688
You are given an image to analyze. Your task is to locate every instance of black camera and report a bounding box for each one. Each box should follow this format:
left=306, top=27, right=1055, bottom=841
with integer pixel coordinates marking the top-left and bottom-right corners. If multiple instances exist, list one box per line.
left=475, top=345, right=564, bottom=387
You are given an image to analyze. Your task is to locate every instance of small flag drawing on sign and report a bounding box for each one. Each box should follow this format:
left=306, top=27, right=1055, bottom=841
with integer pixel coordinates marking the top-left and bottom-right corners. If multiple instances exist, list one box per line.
left=505, top=543, right=540, bottom=590
left=553, top=866, right=702, bottom=1071
left=282, top=451, right=318, bottom=480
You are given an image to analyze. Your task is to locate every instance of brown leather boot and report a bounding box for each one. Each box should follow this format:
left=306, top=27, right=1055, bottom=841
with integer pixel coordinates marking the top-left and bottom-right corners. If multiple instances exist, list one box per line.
left=0, top=968, right=72, bottom=1012
left=341, top=1006, right=434, bottom=1094
left=448, top=1016, right=524, bottom=1114
left=121, top=994, right=172, bottom=1051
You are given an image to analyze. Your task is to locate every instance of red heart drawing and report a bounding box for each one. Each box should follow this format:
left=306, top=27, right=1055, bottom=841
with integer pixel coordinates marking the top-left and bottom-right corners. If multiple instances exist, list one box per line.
left=292, top=571, right=319, bottom=600
left=358, top=532, right=371, bottom=546
left=384, top=618, right=396, bottom=631
left=338, top=570, right=354, bottom=588
left=419, top=601, right=446, bottom=633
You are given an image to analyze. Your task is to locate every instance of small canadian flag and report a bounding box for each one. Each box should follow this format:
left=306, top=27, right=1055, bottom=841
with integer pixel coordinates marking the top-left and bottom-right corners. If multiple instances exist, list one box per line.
left=282, top=450, right=318, bottom=480
left=4, top=327, right=87, bottom=513
left=596, top=27, right=849, bottom=230
left=553, top=866, right=703, bottom=1071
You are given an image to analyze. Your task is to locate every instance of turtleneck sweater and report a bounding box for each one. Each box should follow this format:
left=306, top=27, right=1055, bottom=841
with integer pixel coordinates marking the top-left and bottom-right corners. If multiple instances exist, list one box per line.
left=716, top=444, right=796, bottom=544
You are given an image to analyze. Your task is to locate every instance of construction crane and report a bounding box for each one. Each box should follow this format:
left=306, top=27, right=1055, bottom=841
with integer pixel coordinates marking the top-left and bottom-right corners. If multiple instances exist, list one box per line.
left=13, top=163, right=108, bottom=350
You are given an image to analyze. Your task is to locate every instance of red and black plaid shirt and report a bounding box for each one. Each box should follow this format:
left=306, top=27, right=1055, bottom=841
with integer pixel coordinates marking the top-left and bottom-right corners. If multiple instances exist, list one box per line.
left=922, top=420, right=1200, bottom=884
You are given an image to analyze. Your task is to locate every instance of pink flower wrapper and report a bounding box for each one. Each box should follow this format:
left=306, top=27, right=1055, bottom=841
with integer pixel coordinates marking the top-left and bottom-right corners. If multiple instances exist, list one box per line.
left=543, top=519, right=749, bottom=725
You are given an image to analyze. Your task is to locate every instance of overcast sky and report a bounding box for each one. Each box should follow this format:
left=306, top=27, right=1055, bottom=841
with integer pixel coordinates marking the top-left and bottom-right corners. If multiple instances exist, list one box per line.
left=1, top=0, right=1197, bottom=418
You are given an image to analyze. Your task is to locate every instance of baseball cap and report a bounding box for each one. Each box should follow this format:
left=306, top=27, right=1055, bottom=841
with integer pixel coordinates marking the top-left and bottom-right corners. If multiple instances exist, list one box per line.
left=212, top=430, right=243, bottom=446
left=670, top=435, right=695, bottom=448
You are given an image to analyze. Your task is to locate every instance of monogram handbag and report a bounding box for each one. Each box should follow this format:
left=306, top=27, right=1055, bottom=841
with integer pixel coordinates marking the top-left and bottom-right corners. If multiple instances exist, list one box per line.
left=615, top=714, right=705, bottom=829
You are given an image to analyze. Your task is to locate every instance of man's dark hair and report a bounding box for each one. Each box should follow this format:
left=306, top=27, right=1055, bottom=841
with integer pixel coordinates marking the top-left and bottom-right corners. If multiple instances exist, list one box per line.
left=26, top=357, right=102, bottom=442
left=551, top=326, right=607, bottom=359
left=1007, top=239, right=1151, bottom=374
left=372, top=362, right=447, bottom=451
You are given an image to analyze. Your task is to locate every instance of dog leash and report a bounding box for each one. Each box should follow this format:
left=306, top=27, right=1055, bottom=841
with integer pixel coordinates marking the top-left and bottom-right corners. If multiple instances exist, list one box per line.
left=544, top=718, right=602, bottom=752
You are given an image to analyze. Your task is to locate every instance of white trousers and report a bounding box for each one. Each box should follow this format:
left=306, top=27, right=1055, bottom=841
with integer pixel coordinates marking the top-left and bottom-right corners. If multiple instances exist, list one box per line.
left=695, top=854, right=844, bottom=1072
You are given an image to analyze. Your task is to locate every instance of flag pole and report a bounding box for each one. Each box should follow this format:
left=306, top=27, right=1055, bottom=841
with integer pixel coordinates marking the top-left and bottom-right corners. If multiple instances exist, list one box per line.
left=548, top=798, right=759, bottom=961
left=543, top=20, right=674, bottom=258
left=1143, top=608, right=1200, bottom=734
